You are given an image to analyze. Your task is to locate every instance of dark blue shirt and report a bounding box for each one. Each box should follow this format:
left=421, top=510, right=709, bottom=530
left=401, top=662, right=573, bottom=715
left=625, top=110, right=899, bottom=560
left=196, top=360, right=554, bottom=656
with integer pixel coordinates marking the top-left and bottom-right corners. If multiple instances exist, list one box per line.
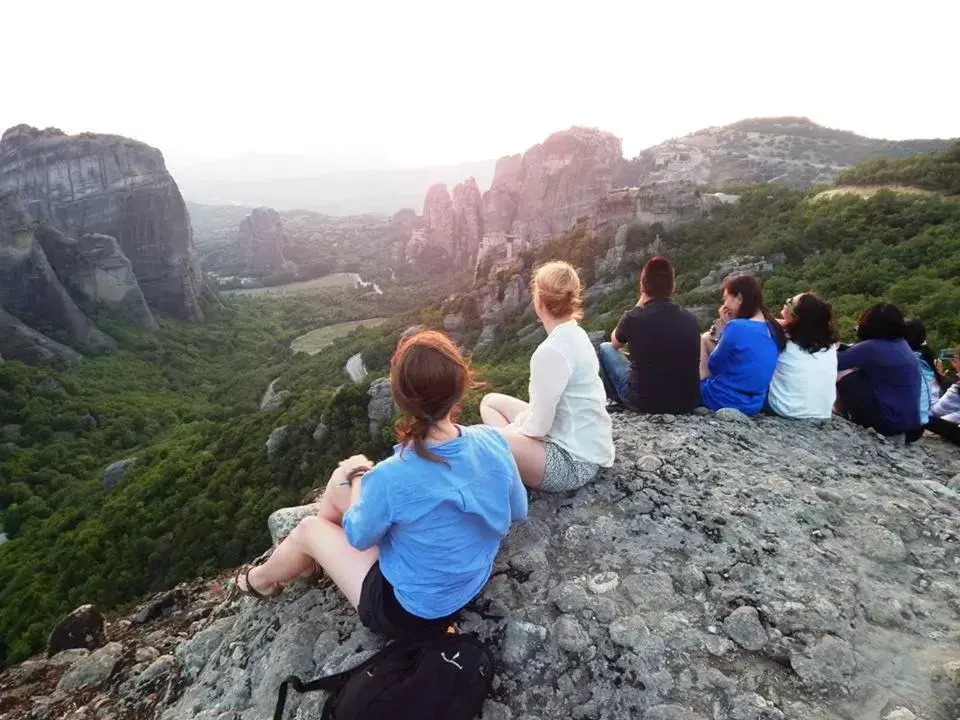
left=700, top=319, right=780, bottom=416
left=837, top=339, right=920, bottom=432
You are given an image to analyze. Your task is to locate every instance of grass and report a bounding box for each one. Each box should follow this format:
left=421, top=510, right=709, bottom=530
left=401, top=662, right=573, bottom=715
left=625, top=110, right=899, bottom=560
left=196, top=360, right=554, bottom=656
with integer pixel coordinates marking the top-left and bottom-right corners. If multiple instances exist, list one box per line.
left=222, top=273, right=362, bottom=296
left=290, top=318, right=389, bottom=355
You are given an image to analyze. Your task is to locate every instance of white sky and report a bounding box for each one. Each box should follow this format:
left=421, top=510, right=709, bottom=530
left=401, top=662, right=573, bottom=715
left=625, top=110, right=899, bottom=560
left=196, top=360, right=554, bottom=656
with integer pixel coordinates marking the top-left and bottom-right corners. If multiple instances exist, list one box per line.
left=4, top=0, right=958, bottom=172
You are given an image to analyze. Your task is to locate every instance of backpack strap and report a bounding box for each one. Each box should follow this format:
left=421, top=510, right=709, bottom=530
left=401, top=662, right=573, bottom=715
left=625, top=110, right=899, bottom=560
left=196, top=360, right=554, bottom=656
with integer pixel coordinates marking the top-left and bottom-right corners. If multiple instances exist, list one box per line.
left=272, top=638, right=421, bottom=720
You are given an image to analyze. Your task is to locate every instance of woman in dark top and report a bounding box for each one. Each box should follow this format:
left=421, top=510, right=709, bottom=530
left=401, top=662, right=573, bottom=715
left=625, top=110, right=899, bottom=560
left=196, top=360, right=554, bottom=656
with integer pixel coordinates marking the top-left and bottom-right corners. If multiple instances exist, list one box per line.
left=836, top=303, right=920, bottom=436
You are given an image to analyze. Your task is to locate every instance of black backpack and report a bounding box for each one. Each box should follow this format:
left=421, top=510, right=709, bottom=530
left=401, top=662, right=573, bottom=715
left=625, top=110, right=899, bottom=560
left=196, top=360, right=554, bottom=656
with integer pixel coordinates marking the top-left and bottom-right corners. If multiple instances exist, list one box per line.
left=272, top=632, right=494, bottom=720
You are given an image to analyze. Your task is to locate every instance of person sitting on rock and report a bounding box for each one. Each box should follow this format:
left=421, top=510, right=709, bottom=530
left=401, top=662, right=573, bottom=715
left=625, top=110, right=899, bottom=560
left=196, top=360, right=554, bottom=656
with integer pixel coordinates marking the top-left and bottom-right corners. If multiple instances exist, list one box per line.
left=480, top=261, right=615, bottom=491
left=767, top=292, right=839, bottom=420
left=236, top=330, right=528, bottom=639
left=904, top=319, right=947, bottom=441
left=835, top=303, right=920, bottom=437
left=927, top=345, right=960, bottom=445
left=699, top=275, right=786, bottom=416
left=597, top=256, right=701, bottom=414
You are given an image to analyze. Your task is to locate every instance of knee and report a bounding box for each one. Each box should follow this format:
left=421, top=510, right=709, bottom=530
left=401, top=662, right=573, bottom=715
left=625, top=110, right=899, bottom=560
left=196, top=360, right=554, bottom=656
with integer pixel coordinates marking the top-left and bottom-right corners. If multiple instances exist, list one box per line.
left=290, top=514, right=325, bottom=542
left=480, top=393, right=498, bottom=410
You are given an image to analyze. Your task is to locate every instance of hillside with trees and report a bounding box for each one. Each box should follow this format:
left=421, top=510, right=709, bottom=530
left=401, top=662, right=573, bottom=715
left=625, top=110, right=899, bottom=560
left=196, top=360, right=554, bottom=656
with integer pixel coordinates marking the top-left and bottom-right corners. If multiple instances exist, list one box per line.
left=2, top=144, right=959, bottom=667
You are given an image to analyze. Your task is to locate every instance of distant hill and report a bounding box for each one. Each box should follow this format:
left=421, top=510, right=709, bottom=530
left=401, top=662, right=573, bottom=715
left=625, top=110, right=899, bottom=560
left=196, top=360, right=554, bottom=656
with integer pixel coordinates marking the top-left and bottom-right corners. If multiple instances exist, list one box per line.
left=177, top=158, right=497, bottom=216
left=618, top=116, right=956, bottom=189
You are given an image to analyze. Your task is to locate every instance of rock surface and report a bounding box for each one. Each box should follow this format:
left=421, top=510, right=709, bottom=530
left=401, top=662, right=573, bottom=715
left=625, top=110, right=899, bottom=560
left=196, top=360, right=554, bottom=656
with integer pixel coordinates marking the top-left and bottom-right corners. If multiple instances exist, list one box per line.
left=259, top=378, right=291, bottom=412
left=47, top=605, right=106, bottom=657
left=0, top=307, right=83, bottom=364
left=3, top=413, right=960, bottom=720
left=236, top=207, right=291, bottom=274
left=102, top=457, right=138, bottom=491
left=367, top=377, right=396, bottom=439
left=0, top=191, right=116, bottom=353
left=0, top=124, right=207, bottom=321
left=37, top=228, right=158, bottom=330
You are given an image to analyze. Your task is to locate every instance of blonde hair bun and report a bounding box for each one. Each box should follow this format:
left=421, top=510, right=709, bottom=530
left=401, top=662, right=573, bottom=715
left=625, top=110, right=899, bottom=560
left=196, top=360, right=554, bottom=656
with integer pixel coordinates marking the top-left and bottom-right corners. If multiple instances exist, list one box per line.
left=532, top=261, right=583, bottom=320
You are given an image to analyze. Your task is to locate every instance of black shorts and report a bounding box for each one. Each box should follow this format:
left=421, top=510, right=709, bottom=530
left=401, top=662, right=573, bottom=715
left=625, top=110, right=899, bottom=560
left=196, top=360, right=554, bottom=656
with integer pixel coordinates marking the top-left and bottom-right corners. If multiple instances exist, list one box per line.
left=357, top=562, right=454, bottom=639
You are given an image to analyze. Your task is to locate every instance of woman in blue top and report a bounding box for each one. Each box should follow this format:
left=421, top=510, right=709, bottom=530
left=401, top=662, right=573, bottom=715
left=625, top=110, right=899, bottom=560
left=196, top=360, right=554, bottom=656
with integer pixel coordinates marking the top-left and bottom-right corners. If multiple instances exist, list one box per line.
left=699, top=275, right=786, bottom=415
left=237, top=330, right=528, bottom=638
left=836, top=303, right=920, bottom=437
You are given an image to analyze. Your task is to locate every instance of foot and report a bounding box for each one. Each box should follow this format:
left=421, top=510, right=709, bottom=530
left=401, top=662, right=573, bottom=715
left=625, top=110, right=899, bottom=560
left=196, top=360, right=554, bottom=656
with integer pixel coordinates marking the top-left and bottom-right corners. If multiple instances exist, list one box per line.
left=235, top=564, right=282, bottom=600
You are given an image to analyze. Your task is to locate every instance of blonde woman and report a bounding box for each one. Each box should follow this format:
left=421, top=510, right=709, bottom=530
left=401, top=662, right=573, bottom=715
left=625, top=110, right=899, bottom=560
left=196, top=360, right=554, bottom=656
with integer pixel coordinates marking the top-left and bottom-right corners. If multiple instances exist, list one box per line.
left=480, top=261, right=615, bottom=491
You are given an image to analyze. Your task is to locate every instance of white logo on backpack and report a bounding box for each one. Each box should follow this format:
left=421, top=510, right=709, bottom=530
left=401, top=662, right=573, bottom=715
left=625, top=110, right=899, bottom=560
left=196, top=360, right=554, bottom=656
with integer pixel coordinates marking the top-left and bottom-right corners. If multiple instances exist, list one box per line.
left=440, top=651, right=463, bottom=670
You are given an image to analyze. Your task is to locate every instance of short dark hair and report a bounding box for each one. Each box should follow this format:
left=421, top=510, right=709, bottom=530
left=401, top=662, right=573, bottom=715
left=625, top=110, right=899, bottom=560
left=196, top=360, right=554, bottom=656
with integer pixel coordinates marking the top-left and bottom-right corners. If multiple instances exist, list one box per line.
left=720, top=274, right=787, bottom=351
left=856, top=303, right=906, bottom=341
left=640, top=256, right=674, bottom=299
left=903, top=318, right=926, bottom=351
left=785, top=293, right=839, bottom=353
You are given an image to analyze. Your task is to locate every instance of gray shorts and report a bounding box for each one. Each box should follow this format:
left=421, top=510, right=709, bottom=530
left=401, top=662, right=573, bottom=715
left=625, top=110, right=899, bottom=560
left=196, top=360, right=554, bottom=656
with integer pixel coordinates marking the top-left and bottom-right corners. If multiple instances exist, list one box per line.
left=541, top=441, right=600, bottom=492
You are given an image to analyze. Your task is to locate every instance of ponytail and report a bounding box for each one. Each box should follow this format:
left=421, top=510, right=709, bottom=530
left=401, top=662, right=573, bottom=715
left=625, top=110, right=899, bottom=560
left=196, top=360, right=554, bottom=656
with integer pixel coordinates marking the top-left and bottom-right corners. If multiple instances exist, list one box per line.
left=395, top=415, right=449, bottom=466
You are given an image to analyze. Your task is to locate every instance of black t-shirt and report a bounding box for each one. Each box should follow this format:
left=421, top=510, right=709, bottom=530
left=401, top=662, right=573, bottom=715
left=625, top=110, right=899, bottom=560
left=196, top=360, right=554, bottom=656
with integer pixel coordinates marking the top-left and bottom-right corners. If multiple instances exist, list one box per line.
left=614, top=299, right=701, bottom=413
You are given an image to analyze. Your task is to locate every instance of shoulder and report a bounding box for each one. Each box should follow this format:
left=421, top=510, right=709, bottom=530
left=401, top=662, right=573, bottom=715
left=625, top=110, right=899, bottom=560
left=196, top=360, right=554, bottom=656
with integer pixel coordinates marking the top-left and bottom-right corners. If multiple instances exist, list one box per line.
left=462, top=425, right=512, bottom=456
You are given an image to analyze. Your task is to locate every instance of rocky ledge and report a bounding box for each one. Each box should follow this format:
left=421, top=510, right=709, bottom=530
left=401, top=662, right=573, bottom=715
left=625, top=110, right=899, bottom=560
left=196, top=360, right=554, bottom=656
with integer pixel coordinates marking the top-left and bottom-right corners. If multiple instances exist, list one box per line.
left=2, top=412, right=959, bottom=720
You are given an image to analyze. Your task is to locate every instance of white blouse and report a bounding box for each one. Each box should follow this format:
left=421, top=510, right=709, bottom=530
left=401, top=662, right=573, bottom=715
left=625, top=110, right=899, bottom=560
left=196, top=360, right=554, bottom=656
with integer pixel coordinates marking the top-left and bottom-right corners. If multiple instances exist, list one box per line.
left=510, top=321, right=615, bottom=467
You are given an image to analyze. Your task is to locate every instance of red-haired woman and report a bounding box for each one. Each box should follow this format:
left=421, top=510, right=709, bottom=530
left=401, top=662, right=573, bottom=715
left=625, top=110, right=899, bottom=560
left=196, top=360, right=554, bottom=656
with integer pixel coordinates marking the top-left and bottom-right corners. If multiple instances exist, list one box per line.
left=236, top=330, right=528, bottom=638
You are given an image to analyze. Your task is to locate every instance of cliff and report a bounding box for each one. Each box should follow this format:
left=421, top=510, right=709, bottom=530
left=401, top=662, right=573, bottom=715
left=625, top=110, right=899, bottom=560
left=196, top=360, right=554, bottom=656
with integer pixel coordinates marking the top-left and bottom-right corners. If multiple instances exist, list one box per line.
left=0, top=124, right=207, bottom=322
left=3, top=412, right=958, bottom=720
left=0, top=192, right=116, bottom=353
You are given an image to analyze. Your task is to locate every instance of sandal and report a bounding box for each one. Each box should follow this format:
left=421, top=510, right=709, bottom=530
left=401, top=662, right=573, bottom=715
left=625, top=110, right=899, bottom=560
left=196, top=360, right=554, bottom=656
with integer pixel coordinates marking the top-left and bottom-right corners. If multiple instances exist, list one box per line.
left=234, top=562, right=282, bottom=600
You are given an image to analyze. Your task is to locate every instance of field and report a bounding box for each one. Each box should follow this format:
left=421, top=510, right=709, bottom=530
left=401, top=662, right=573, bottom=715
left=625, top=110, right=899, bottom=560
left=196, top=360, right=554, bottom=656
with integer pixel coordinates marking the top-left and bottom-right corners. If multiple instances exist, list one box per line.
left=290, top=317, right=389, bottom=355
left=222, top=273, right=361, bottom=296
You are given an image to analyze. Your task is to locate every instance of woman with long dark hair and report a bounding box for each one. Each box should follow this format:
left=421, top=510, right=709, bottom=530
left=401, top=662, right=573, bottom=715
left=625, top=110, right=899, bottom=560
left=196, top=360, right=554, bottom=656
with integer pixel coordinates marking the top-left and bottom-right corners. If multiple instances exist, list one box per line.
left=767, top=292, right=839, bottom=419
left=835, top=303, right=920, bottom=437
left=699, top=275, right=786, bottom=415
left=236, top=330, right=528, bottom=638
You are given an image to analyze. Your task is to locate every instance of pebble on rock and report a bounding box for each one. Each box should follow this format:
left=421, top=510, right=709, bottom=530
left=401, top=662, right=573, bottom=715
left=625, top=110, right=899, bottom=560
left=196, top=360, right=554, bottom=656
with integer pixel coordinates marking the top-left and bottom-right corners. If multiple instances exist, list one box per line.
left=723, top=606, right=768, bottom=651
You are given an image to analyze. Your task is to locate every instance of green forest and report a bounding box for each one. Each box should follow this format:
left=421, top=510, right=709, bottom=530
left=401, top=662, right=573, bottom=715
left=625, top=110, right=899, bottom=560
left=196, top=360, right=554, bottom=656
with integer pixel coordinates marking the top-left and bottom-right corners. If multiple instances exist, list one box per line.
left=1, top=144, right=959, bottom=666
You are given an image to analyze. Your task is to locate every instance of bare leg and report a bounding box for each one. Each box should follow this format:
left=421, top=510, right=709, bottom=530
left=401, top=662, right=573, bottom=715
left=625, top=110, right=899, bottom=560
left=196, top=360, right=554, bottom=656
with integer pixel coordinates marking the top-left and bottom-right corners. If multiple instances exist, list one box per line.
left=501, top=430, right=547, bottom=488
left=247, top=515, right=378, bottom=608
left=245, top=465, right=372, bottom=595
left=480, top=393, right=531, bottom=428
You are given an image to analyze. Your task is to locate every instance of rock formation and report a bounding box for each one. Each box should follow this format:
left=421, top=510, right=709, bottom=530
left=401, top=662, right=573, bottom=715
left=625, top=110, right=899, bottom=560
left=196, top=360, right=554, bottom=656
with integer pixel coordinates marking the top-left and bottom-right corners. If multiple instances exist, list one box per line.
left=0, top=124, right=207, bottom=322
left=509, top=127, right=622, bottom=242
left=236, top=208, right=292, bottom=274
left=482, top=154, right=522, bottom=233
left=414, top=184, right=457, bottom=264
left=0, top=192, right=116, bottom=353
left=36, top=228, right=158, bottom=331
left=4, top=412, right=959, bottom=720
left=0, top=308, right=83, bottom=365
left=452, top=178, right=483, bottom=269
left=698, top=255, right=786, bottom=292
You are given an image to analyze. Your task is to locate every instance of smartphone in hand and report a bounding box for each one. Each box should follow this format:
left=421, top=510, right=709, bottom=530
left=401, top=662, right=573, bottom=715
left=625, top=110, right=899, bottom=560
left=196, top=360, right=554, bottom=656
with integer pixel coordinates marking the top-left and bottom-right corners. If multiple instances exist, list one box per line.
left=940, top=348, right=955, bottom=362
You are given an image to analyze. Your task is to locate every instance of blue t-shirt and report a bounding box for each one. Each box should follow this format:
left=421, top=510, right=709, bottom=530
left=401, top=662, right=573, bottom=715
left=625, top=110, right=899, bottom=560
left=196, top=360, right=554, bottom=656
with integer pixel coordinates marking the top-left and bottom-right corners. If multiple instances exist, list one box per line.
left=342, top=425, right=528, bottom=619
left=700, top=319, right=780, bottom=416
left=837, top=339, right=920, bottom=432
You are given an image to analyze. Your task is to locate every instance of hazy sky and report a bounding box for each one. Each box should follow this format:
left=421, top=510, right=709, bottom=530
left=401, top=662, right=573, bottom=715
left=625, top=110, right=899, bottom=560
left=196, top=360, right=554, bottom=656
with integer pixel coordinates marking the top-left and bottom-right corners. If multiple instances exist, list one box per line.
left=4, top=0, right=957, bottom=172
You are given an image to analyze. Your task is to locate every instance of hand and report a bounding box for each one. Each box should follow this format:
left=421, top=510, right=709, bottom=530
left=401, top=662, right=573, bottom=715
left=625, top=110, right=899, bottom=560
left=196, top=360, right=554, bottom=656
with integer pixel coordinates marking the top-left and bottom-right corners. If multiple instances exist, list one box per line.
left=936, top=360, right=944, bottom=375
left=718, top=305, right=733, bottom=327
left=335, top=454, right=372, bottom=485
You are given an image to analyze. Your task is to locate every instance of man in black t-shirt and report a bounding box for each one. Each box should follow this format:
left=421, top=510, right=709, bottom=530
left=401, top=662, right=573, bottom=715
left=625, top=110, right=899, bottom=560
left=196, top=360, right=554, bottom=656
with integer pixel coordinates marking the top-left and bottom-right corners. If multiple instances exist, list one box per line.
left=598, top=257, right=701, bottom=413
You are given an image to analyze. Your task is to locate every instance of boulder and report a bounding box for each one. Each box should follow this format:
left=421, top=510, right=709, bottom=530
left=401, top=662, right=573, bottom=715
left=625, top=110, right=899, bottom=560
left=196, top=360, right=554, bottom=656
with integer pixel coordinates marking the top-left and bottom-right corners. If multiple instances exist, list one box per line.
left=47, top=604, right=106, bottom=657
left=57, top=641, right=122, bottom=691
left=265, top=426, right=289, bottom=459
left=268, top=503, right=322, bottom=545
left=103, top=457, right=138, bottom=491
left=367, top=377, right=396, bottom=439
left=260, top=378, right=291, bottom=412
